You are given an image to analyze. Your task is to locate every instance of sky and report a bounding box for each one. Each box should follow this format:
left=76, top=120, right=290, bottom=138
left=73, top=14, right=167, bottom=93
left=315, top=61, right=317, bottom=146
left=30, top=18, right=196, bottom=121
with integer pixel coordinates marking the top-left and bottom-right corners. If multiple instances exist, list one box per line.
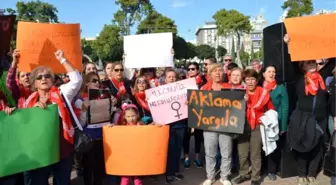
left=2, top=0, right=336, bottom=42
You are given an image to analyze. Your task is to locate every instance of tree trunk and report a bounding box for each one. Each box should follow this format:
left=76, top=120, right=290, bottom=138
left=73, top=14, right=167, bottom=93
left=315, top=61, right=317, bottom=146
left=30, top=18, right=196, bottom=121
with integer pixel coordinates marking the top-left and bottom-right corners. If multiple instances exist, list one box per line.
left=235, top=32, right=243, bottom=69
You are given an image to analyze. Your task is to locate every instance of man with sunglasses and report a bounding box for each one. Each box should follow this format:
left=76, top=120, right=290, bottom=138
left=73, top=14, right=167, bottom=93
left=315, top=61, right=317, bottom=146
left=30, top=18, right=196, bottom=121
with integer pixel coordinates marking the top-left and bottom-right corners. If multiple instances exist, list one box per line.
left=201, top=58, right=216, bottom=86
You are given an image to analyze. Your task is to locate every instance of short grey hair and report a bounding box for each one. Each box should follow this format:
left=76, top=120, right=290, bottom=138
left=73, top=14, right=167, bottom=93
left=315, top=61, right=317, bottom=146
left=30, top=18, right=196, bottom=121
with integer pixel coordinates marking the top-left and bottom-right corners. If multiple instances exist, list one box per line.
left=29, top=66, right=55, bottom=92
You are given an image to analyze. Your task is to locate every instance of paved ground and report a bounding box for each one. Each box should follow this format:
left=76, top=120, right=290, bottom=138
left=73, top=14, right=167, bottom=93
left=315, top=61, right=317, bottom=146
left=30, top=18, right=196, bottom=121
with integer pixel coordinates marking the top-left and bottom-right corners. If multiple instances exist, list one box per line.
left=65, top=137, right=330, bottom=185
left=68, top=167, right=330, bottom=185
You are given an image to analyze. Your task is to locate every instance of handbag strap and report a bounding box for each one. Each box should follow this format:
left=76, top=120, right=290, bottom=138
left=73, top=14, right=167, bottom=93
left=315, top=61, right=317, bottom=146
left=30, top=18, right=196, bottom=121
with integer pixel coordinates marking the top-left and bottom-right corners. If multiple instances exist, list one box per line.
left=62, top=94, right=83, bottom=131
left=312, top=96, right=317, bottom=115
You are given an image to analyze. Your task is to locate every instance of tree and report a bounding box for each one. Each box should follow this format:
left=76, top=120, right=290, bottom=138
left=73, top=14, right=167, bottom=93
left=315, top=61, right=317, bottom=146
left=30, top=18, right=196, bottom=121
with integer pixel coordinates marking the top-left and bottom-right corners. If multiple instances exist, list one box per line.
left=231, top=37, right=236, bottom=62
left=217, top=46, right=227, bottom=57
left=136, top=11, right=177, bottom=34
left=195, top=45, right=215, bottom=59
left=213, top=9, right=252, bottom=63
left=113, top=0, right=153, bottom=35
left=186, top=42, right=197, bottom=59
left=6, top=0, right=59, bottom=48
left=282, top=0, right=313, bottom=18
left=173, top=36, right=189, bottom=59
left=81, top=39, right=99, bottom=62
left=92, top=25, right=123, bottom=62
left=239, top=50, right=250, bottom=66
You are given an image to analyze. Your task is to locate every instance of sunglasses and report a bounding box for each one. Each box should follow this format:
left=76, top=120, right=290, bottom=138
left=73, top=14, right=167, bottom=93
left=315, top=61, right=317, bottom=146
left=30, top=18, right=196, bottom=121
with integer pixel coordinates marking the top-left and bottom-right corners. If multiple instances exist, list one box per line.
left=114, top=68, right=124, bottom=72
left=137, top=80, right=146, bottom=84
left=188, top=68, right=196, bottom=71
left=36, top=74, right=52, bottom=80
left=90, top=79, right=99, bottom=83
left=224, top=59, right=232, bottom=62
left=204, top=63, right=208, bottom=66
left=317, top=62, right=324, bottom=66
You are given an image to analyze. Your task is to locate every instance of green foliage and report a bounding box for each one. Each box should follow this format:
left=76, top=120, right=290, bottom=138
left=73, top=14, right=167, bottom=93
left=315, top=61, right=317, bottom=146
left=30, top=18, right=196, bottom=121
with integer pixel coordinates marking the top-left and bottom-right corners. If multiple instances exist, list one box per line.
left=239, top=50, right=250, bottom=66
left=137, top=11, right=177, bottom=34
left=5, top=0, right=59, bottom=48
left=213, top=9, right=252, bottom=38
left=113, top=0, right=153, bottom=35
left=217, top=46, right=227, bottom=57
left=195, top=45, right=215, bottom=59
left=282, top=0, right=313, bottom=18
left=186, top=42, right=197, bottom=59
left=231, top=37, right=236, bottom=62
left=81, top=39, right=99, bottom=62
left=92, top=25, right=123, bottom=62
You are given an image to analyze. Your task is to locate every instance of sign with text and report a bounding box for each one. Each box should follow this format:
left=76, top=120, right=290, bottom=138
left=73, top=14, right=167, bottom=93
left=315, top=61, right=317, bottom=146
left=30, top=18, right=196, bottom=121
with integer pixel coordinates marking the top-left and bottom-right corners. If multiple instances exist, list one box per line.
left=284, top=13, right=336, bottom=61
left=0, top=15, right=16, bottom=56
left=124, top=32, right=174, bottom=68
left=16, top=22, right=82, bottom=73
left=145, top=78, right=197, bottom=124
left=0, top=105, right=60, bottom=177
left=188, top=89, right=246, bottom=134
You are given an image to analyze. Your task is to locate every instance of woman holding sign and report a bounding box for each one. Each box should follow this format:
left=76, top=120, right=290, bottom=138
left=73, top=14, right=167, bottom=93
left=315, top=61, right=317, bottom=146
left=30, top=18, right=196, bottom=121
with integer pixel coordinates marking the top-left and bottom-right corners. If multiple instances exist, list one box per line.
left=234, top=69, right=274, bottom=185
left=23, top=50, right=82, bottom=185
left=261, top=65, right=289, bottom=181
left=200, top=63, right=233, bottom=185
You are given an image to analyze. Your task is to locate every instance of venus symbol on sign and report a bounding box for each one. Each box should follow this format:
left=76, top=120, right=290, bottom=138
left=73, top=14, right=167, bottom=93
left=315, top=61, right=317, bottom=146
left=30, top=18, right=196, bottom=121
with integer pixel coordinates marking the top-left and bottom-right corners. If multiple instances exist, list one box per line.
left=171, top=101, right=182, bottom=119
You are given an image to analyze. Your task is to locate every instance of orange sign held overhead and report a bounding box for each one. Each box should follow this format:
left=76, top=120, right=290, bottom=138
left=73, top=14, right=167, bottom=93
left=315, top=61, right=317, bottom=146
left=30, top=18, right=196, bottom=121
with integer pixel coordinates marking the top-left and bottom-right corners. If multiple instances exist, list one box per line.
left=103, top=125, right=169, bottom=176
left=284, top=13, right=336, bottom=62
left=16, top=22, right=82, bottom=73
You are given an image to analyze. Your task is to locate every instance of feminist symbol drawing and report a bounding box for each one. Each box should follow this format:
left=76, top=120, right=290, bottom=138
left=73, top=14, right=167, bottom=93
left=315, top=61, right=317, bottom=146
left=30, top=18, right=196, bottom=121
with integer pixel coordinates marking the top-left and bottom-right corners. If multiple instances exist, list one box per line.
left=171, top=101, right=182, bottom=119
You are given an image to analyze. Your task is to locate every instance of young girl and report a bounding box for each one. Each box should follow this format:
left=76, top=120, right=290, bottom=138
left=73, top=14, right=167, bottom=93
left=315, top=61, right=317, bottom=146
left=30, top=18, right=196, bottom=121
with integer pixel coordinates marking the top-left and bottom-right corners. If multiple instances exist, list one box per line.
left=133, top=76, right=152, bottom=124
left=118, top=103, right=143, bottom=185
left=164, top=69, right=185, bottom=184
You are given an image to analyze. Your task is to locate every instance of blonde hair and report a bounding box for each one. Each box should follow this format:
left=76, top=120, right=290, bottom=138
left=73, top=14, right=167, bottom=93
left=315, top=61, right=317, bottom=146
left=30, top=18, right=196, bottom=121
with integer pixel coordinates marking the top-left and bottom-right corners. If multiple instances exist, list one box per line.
left=29, top=66, right=55, bottom=92
left=105, top=62, right=123, bottom=71
left=207, top=63, right=223, bottom=75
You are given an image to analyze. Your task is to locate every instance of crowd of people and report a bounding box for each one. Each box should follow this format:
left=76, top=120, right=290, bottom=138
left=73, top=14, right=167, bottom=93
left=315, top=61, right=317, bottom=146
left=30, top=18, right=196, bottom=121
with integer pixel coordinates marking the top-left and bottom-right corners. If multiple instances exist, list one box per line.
left=0, top=34, right=335, bottom=185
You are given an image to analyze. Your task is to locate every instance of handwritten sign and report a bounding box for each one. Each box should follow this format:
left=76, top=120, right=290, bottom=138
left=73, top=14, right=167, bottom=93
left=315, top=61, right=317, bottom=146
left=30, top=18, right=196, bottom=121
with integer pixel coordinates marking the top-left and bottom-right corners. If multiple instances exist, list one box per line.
left=124, top=32, right=174, bottom=68
left=188, top=89, right=246, bottom=134
left=103, top=125, right=169, bottom=176
left=284, top=13, right=336, bottom=61
left=16, top=22, right=82, bottom=73
left=0, top=105, right=60, bottom=177
left=0, top=15, right=16, bottom=56
left=145, top=78, right=198, bottom=124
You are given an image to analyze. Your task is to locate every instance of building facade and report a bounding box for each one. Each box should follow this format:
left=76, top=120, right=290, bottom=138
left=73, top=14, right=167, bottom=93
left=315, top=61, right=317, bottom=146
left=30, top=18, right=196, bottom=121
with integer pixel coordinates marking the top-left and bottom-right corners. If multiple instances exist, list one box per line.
left=243, top=15, right=267, bottom=54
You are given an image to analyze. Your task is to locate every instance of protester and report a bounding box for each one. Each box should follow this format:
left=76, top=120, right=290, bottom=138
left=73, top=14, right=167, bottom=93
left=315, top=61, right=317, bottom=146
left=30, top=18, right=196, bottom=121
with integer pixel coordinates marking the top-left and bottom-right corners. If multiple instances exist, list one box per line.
left=200, top=63, right=233, bottom=185
left=202, top=58, right=216, bottom=84
left=328, top=68, right=336, bottom=185
left=23, top=50, right=82, bottom=185
left=262, top=65, right=289, bottom=181
left=139, top=68, right=159, bottom=88
left=83, top=62, right=98, bottom=75
left=223, top=55, right=233, bottom=78
left=183, top=62, right=204, bottom=169
left=223, top=63, right=239, bottom=83
left=79, top=72, right=111, bottom=185
left=6, top=49, right=31, bottom=108
left=251, top=59, right=262, bottom=73
left=164, top=69, right=186, bottom=184
left=234, top=69, right=274, bottom=185
left=133, top=76, right=152, bottom=124
left=222, top=67, right=245, bottom=89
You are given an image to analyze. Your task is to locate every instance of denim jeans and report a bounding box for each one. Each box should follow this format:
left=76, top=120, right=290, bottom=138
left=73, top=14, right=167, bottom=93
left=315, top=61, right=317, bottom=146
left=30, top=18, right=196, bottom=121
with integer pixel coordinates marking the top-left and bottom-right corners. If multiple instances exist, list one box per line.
left=166, top=128, right=184, bottom=176
left=24, top=156, right=73, bottom=185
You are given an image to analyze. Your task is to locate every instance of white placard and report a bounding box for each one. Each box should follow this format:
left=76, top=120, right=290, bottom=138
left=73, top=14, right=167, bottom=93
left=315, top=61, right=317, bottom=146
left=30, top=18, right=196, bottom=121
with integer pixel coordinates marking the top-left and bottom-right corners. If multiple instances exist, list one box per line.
left=124, top=32, right=174, bottom=68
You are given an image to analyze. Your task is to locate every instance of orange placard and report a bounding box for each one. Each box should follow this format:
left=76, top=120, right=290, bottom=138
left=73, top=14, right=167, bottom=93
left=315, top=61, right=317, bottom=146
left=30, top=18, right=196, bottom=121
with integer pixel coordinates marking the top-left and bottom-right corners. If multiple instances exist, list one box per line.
left=16, top=22, right=82, bottom=73
left=103, top=125, right=169, bottom=176
left=284, top=13, right=336, bottom=62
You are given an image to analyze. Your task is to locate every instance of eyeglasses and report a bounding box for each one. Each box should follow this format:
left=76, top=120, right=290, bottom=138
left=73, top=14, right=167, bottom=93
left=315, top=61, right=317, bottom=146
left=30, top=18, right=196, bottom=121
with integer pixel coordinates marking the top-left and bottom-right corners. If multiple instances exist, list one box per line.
left=317, top=62, right=324, bottom=66
left=36, top=74, right=52, bottom=80
left=224, top=59, right=232, bottom=62
left=90, top=79, right=99, bottom=83
left=188, top=68, right=196, bottom=71
left=114, top=68, right=124, bottom=72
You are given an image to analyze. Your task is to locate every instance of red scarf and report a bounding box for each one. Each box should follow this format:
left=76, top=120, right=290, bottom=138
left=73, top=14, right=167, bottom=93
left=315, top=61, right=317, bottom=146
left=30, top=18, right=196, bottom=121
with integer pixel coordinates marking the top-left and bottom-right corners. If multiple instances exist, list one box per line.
left=305, top=72, right=326, bottom=95
left=246, top=86, right=271, bottom=130
left=135, top=91, right=150, bottom=112
left=17, top=86, right=32, bottom=109
left=263, top=80, right=277, bottom=92
left=222, top=83, right=245, bottom=89
left=187, top=74, right=203, bottom=85
left=200, top=80, right=226, bottom=90
left=24, top=87, right=74, bottom=144
left=111, top=78, right=126, bottom=99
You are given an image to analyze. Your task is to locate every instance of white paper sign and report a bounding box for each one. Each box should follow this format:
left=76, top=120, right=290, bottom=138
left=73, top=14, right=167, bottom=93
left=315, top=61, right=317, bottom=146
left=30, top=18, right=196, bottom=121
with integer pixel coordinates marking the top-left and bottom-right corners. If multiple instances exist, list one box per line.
left=124, top=32, right=174, bottom=68
left=145, top=78, right=198, bottom=124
